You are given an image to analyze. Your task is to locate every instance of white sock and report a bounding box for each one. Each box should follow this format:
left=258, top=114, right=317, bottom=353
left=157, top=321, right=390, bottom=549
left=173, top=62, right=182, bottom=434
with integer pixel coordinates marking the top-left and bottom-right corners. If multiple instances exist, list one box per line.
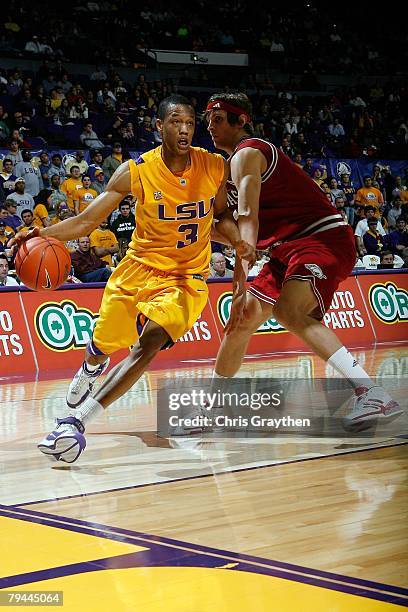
left=327, top=347, right=375, bottom=390
left=84, top=361, right=102, bottom=373
left=207, top=370, right=230, bottom=406
left=69, top=397, right=104, bottom=426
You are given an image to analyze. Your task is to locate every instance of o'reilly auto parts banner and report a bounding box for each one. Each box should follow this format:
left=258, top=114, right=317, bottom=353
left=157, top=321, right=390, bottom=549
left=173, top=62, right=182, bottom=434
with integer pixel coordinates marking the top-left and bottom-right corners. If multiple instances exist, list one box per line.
left=1, top=273, right=407, bottom=378
left=357, top=276, right=408, bottom=343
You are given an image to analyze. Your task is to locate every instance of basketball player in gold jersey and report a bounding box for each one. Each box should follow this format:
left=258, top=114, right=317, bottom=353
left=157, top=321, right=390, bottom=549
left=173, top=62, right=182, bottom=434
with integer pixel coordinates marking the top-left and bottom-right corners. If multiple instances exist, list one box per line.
left=15, top=94, right=254, bottom=463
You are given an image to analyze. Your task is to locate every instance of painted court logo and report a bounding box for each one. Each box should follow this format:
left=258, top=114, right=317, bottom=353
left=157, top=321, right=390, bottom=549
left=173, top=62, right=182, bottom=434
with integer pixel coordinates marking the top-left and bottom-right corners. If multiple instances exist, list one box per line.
left=35, top=300, right=98, bottom=350
left=217, top=292, right=286, bottom=334
left=369, top=282, right=408, bottom=324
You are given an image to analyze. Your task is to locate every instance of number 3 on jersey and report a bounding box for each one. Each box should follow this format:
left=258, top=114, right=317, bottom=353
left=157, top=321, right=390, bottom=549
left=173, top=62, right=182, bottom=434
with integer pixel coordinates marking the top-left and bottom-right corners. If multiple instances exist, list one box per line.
left=177, top=223, right=198, bottom=248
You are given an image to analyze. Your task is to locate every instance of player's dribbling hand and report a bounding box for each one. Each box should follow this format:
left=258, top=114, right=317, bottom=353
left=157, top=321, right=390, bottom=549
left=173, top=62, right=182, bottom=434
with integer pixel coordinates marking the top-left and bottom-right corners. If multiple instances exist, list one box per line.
left=234, top=240, right=256, bottom=267
left=8, top=227, right=41, bottom=254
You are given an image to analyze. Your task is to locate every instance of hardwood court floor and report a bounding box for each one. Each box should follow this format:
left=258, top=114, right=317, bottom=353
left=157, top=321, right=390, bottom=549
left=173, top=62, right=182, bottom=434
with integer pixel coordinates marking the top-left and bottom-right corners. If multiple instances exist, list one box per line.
left=1, top=346, right=407, bottom=610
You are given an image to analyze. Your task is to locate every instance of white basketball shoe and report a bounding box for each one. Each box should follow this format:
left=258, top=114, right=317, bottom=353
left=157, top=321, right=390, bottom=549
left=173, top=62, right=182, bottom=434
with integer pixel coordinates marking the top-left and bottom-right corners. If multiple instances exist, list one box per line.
left=66, top=359, right=110, bottom=408
left=38, top=416, right=86, bottom=463
left=343, top=386, right=404, bottom=432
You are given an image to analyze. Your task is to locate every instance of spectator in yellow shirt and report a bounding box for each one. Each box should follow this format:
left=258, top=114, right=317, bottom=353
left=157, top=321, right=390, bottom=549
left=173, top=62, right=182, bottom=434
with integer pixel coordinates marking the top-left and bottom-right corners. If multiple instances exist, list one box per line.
left=89, top=220, right=118, bottom=266
left=60, top=165, right=82, bottom=212
left=73, top=175, right=98, bottom=215
left=399, top=188, right=408, bottom=204
left=355, top=176, right=384, bottom=215
left=33, top=189, right=52, bottom=227
left=0, top=207, right=16, bottom=239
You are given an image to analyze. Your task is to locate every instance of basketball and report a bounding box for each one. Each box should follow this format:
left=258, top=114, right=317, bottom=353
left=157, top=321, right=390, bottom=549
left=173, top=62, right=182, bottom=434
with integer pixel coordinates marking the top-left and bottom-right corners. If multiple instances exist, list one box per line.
left=15, top=236, right=71, bottom=292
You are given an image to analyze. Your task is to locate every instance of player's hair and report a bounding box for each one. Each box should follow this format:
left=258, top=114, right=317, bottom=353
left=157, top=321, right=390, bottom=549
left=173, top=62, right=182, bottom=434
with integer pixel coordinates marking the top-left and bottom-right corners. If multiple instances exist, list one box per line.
left=82, top=175, right=91, bottom=181
left=158, top=95, right=194, bottom=120
left=364, top=205, right=375, bottom=213
left=70, top=165, right=80, bottom=172
left=207, top=92, right=254, bottom=135
left=21, top=208, right=33, bottom=216
left=396, top=215, right=406, bottom=224
left=3, top=158, right=12, bottom=165
left=0, top=253, right=8, bottom=261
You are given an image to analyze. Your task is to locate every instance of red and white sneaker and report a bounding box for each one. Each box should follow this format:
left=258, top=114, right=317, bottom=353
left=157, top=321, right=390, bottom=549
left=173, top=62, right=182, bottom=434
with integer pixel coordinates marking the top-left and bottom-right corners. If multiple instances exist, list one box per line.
left=343, top=386, right=404, bottom=432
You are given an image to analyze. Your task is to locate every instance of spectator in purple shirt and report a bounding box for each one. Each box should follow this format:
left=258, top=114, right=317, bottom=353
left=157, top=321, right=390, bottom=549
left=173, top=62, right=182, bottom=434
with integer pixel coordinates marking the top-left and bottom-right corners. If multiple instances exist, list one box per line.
left=3, top=201, right=22, bottom=232
left=0, top=159, right=17, bottom=199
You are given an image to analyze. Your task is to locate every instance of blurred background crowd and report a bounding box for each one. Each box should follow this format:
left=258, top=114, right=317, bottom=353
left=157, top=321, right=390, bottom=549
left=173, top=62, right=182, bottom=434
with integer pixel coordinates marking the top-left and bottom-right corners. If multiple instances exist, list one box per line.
left=0, top=0, right=407, bottom=286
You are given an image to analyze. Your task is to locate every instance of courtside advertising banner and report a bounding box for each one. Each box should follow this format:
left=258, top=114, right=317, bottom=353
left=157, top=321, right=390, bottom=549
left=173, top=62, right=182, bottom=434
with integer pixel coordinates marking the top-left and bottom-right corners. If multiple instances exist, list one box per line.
left=356, top=274, right=408, bottom=344
left=22, top=289, right=129, bottom=372
left=212, top=276, right=375, bottom=354
left=0, top=272, right=407, bottom=377
left=0, top=292, right=37, bottom=377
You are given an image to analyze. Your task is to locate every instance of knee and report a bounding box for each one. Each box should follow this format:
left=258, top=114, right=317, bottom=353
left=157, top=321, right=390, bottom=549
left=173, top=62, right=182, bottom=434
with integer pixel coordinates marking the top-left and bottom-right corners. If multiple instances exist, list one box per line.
left=227, top=313, right=265, bottom=337
left=138, top=325, right=170, bottom=357
left=273, top=301, right=302, bottom=329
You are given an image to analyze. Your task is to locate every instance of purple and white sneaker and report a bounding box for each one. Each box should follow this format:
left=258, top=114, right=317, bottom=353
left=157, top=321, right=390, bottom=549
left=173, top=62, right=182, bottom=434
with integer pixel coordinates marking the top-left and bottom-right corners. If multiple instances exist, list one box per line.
left=66, top=359, right=110, bottom=408
left=38, top=417, right=86, bottom=463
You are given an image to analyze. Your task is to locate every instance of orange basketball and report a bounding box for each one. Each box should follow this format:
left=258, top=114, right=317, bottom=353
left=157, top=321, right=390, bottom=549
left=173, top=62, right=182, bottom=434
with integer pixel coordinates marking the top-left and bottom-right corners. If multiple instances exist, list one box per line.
left=15, top=237, right=71, bottom=291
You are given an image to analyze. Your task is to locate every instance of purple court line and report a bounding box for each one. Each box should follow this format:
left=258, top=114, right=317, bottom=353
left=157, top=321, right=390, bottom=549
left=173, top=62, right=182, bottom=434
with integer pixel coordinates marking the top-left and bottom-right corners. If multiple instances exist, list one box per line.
left=11, top=440, right=407, bottom=508
left=1, top=548, right=209, bottom=589
left=1, top=504, right=407, bottom=602
left=2, top=547, right=407, bottom=609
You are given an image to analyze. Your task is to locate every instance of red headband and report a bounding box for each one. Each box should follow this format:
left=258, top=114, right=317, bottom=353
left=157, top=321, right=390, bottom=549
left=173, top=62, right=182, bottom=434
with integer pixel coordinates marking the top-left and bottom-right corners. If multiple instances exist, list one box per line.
left=206, top=100, right=252, bottom=124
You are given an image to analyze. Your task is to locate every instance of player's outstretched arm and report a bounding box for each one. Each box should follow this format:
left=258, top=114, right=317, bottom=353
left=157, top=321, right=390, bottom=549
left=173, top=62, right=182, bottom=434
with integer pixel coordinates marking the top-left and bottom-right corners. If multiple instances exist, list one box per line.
left=13, top=162, right=132, bottom=245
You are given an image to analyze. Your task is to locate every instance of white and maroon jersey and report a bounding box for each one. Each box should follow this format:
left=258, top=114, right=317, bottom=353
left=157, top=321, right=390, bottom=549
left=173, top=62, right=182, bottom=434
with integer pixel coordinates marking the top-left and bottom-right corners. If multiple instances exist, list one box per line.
left=227, top=138, right=347, bottom=248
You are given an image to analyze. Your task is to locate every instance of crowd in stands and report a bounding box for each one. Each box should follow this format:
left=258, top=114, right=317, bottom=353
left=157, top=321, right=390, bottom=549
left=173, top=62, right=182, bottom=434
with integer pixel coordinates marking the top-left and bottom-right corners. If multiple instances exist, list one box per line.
left=0, top=58, right=406, bottom=159
left=1, top=138, right=407, bottom=287
left=1, top=1, right=405, bottom=78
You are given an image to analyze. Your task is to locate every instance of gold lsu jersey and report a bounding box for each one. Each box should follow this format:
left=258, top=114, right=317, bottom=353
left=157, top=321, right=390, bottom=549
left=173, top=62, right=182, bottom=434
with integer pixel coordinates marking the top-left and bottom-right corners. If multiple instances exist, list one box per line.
left=128, top=146, right=224, bottom=276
